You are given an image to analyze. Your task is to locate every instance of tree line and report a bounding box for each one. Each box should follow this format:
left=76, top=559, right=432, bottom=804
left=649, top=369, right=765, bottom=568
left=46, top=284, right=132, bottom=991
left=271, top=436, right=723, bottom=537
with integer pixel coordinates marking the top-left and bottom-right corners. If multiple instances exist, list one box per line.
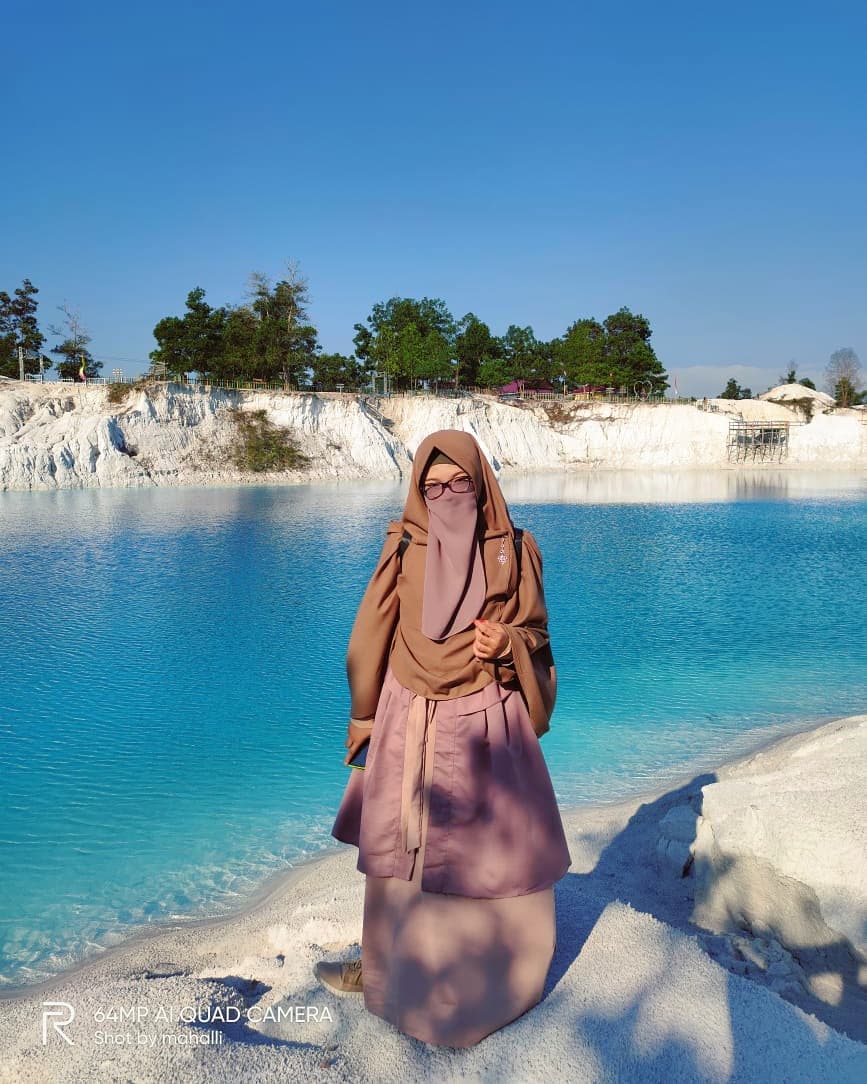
left=146, top=267, right=670, bottom=394
left=0, top=280, right=102, bottom=380
left=718, top=353, right=865, bottom=407
left=2, top=267, right=864, bottom=404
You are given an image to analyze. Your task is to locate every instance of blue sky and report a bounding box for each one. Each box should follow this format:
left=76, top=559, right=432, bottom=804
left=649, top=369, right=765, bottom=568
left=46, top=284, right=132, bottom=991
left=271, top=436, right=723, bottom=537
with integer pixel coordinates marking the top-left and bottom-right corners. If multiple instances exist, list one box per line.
left=2, top=1, right=865, bottom=396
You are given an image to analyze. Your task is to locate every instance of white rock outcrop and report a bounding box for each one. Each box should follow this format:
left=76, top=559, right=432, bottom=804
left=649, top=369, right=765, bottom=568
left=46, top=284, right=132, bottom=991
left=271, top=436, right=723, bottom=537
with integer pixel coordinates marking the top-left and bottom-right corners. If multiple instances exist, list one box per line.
left=759, top=382, right=836, bottom=407
left=1, top=382, right=865, bottom=491
left=654, top=714, right=867, bottom=1034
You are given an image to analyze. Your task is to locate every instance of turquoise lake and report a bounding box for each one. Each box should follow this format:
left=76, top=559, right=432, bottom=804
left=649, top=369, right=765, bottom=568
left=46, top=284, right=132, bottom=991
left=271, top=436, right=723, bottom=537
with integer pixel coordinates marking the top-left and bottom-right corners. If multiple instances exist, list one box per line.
left=0, top=468, right=865, bottom=988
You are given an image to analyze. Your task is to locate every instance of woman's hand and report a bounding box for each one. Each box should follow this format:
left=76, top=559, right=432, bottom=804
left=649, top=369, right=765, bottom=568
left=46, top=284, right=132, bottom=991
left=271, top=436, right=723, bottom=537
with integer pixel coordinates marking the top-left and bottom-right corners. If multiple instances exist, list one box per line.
left=344, top=719, right=373, bottom=766
left=472, top=619, right=511, bottom=661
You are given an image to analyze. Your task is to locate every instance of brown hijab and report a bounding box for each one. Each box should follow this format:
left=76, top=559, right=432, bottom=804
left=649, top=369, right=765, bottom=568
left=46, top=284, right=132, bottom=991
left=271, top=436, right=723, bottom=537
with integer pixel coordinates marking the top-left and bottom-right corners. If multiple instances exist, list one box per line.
left=346, top=429, right=557, bottom=736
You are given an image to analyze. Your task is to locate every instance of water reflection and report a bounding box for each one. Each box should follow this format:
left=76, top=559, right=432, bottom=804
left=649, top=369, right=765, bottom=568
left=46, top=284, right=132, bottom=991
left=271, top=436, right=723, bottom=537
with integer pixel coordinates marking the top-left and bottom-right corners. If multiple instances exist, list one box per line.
left=499, top=468, right=867, bottom=505
left=1, top=469, right=863, bottom=548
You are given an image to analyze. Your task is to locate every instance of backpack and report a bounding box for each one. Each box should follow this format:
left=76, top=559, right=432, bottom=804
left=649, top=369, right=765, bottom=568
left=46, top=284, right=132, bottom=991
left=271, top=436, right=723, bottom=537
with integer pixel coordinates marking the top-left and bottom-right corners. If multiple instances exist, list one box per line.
left=398, top=528, right=523, bottom=573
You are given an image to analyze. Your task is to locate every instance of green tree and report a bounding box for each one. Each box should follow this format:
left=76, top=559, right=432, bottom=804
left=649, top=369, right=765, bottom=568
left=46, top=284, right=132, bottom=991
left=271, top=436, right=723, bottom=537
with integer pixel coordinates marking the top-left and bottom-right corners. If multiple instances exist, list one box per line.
left=454, top=313, right=502, bottom=387
left=49, top=302, right=101, bottom=380
left=502, top=325, right=546, bottom=384
left=719, top=378, right=752, bottom=399
left=214, top=306, right=258, bottom=379
left=0, top=279, right=48, bottom=378
left=246, top=264, right=319, bottom=384
left=404, top=322, right=454, bottom=387
left=311, top=351, right=366, bottom=390
left=149, top=262, right=321, bottom=384
left=833, top=376, right=859, bottom=407
left=779, top=363, right=816, bottom=390
left=352, top=297, right=456, bottom=390
left=534, top=339, right=561, bottom=385
left=477, top=355, right=513, bottom=388
left=150, top=287, right=227, bottom=378
left=553, top=318, right=606, bottom=387
left=602, top=307, right=668, bottom=392
left=551, top=308, right=668, bottom=392
left=824, top=347, right=862, bottom=407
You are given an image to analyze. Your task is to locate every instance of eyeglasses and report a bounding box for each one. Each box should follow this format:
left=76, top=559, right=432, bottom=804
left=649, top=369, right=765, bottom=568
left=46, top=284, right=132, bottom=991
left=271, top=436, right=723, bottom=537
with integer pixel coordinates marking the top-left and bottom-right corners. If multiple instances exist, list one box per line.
left=422, top=476, right=475, bottom=500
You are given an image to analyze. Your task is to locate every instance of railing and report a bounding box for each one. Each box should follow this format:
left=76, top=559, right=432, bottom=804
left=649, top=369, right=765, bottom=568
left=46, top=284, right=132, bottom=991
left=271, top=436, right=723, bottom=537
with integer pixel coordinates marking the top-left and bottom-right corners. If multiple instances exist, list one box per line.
left=494, top=389, right=696, bottom=406
left=195, top=378, right=294, bottom=392
left=11, top=374, right=707, bottom=409
left=146, top=376, right=365, bottom=395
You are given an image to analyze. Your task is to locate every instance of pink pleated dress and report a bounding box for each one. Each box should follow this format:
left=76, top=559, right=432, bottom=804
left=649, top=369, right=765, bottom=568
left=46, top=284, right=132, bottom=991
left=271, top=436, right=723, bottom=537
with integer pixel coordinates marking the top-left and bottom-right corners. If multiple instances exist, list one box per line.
left=332, top=663, right=571, bottom=1047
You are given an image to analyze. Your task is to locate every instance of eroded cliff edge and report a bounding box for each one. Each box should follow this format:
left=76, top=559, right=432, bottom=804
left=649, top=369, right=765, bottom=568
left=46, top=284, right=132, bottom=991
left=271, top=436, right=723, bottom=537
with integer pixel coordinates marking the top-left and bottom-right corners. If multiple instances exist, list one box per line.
left=1, top=381, right=865, bottom=491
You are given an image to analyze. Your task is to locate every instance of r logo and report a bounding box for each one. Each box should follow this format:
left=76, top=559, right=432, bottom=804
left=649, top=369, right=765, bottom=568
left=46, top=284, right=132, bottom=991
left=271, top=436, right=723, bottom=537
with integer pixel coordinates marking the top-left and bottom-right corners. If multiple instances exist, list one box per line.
left=42, top=1001, right=75, bottom=1045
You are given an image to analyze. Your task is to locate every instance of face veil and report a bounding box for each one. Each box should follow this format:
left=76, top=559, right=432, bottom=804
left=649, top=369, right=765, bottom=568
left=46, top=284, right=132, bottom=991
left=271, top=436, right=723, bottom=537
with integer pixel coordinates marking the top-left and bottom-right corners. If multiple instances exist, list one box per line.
left=419, top=448, right=487, bottom=641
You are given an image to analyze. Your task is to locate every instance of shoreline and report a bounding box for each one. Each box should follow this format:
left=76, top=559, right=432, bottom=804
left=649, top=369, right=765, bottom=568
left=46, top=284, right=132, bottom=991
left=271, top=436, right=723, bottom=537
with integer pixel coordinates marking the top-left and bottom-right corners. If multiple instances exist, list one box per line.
left=2, top=460, right=866, bottom=495
left=1, top=463, right=864, bottom=510
left=1, top=709, right=864, bottom=1081
left=0, top=706, right=840, bottom=1004
left=0, top=706, right=860, bottom=1005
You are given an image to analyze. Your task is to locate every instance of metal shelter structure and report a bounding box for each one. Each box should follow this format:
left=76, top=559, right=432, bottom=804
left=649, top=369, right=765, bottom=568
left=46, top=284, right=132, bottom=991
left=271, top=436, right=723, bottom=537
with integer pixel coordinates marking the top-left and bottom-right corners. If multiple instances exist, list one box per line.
left=727, top=420, right=791, bottom=463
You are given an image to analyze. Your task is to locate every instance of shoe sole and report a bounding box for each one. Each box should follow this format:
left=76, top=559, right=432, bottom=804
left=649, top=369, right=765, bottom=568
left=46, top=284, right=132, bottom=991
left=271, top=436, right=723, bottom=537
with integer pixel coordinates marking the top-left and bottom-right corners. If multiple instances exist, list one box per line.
left=319, top=983, right=363, bottom=997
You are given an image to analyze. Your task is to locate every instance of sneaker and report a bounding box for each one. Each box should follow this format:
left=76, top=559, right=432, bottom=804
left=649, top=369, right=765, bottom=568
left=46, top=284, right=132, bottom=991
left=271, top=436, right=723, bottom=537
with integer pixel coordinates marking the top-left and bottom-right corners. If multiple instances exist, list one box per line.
left=314, top=957, right=363, bottom=995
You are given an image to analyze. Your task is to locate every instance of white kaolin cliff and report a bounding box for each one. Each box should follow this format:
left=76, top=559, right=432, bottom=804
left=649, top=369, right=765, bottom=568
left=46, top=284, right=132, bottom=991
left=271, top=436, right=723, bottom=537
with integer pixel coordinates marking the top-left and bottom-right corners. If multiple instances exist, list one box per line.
left=0, top=381, right=864, bottom=491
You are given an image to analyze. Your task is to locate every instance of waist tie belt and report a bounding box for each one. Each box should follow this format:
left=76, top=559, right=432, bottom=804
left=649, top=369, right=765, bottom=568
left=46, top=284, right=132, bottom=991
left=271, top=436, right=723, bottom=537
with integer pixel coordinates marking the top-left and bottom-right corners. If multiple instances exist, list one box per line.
left=399, top=693, right=436, bottom=853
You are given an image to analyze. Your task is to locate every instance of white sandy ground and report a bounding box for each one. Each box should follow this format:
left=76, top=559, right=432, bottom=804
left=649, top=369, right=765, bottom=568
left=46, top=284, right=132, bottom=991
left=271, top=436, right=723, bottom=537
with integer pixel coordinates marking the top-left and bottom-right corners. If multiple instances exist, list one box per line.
left=0, top=714, right=865, bottom=1084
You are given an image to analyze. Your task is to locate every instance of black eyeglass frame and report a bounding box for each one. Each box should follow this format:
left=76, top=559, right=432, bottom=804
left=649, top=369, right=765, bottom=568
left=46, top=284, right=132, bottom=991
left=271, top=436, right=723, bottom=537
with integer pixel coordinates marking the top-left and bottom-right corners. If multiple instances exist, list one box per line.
left=421, top=475, right=476, bottom=500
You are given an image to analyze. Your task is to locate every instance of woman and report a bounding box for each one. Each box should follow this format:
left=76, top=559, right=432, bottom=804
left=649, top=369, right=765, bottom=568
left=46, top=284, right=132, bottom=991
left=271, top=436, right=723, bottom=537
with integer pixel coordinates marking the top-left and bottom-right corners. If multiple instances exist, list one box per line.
left=317, top=429, right=571, bottom=1048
